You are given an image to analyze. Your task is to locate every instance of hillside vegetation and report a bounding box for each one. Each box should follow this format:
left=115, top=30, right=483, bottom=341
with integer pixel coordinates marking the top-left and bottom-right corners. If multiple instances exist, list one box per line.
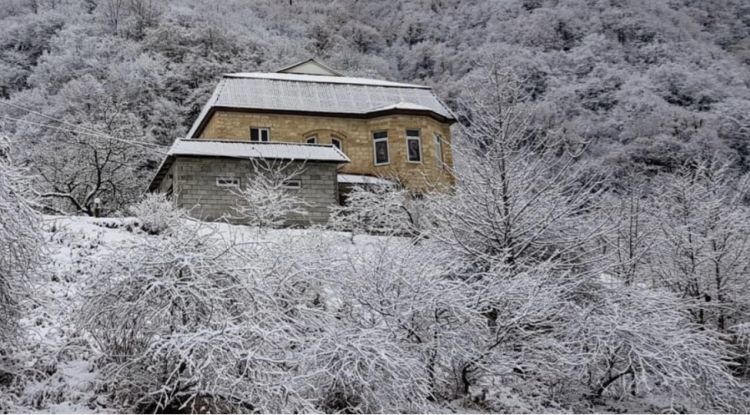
left=2, top=0, right=750, bottom=413
left=0, top=0, right=748, bottom=212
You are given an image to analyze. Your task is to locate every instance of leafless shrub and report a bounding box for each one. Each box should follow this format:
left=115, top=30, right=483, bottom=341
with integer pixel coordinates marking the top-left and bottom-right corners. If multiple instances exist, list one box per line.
left=128, top=192, right=182, bottom=235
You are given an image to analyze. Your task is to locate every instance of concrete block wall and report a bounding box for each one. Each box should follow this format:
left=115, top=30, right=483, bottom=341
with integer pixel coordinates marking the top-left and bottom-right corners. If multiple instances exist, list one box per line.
left=173, top=156, right=338, bottom=226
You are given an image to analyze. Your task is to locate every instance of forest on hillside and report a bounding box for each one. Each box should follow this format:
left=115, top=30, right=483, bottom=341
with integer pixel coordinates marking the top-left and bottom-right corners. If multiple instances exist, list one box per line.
left=2, top=0, right=750, bottom=413
left=0, top=0, right=748, bottom=212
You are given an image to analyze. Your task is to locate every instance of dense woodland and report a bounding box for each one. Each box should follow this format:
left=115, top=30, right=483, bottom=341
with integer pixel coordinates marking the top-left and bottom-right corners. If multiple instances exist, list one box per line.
left=2, top=0, right=750, bottom=413
left=0, top=0, right=748, bottom=212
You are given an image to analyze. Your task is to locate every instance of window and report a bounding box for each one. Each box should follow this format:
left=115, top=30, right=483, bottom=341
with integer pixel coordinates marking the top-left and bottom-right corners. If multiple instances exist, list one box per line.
left=216, top=176, right=240, bottom=187
left=282, top=179, right=301, bottom=189
left=331, top=136, right=343, bottom=151
left=373, top=131, right=389, bottom=165
left=306, top=136, right=317, bottom=144
left=250, top=127, right=270, bottom=142
left=434, top=134, right=444, bottom=167
left=406, top=129, right=422, bottom=162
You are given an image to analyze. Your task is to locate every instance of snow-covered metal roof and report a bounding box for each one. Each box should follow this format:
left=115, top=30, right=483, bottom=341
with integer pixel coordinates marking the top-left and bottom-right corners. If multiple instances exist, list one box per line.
left=224, top=72, right=428, bottom=88
left=169, top=139, right=350, bottom=163
left=337, top=174, right=396, bottom=186
left=187, top=73, right=456, bottom=137
left=148, top=139, right=349, bottom=192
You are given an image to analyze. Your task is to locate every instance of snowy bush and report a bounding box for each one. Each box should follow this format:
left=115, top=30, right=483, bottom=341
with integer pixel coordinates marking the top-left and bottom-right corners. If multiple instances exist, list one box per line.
left=308, top=240, right=487, bottom=411
left=79, top=223, right=335, bottom=413
left=128, top=192, right=182, bottom=235
left=560, top=285, right=744, bottom=411
left=330, top=184, right=427, bottom=238
left=79, top=223, right=256, bottom=412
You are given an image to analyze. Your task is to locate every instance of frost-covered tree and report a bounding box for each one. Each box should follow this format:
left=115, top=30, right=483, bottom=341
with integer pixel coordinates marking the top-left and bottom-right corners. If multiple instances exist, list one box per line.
left=232, top=159, right=310, bottom=229
left=647, top=161, right=750, bottom=332
left=0, top=135, right=42, bottom=346
left=8, top=75, right=157, bottom=215
left=431, top=69, right=605, bottom=270
left=596, top=173, right=655, bottom=286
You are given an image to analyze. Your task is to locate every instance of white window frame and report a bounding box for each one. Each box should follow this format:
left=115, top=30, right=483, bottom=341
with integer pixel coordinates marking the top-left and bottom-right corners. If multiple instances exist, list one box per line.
left=282, top=179, right=301, bottom=189
left=372, top=131, right=390, bottom=166
left=406, top=129, right=422, bottom=163
left=250, top=127, right=270, bottom=142
left=216, top=176, right=240, bottom=188
left=306, top=135, right=317, bottom=144
left=331, top=136, right=343, bottom=151
left=434, top=133, right=444, bottom=167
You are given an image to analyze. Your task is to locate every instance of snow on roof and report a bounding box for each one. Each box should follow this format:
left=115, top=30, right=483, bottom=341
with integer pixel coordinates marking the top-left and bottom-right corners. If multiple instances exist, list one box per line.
left=169, top=139, right=350, bottom=163
left=186, top=73, right=455, bottom=137
left=148, top=139, right=349, bottom=191
left=337, top=174, right=396, bottom=186
left=224, top=72, right=427, bottom=88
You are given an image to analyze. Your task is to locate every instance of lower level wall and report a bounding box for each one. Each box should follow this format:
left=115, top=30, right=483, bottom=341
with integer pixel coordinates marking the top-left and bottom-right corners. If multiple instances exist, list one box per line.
left=172, top=156, right=338, bottom=226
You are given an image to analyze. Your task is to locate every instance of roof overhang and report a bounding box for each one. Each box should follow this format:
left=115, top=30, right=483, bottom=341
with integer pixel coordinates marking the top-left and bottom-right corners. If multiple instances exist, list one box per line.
left=148, top=139, right=350, bottom=192
left=189, top=106, right=456, bottom=139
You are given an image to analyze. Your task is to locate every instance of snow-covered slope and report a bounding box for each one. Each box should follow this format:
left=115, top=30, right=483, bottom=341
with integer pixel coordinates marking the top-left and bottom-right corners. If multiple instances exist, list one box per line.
left=4, top=215, right=393, bottom=413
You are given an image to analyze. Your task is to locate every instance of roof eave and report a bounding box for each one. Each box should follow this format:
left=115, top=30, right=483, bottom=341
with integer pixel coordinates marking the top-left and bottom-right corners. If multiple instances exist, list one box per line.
left=191, top=106, right=455, bottom=137
left=147, top=154, right=175, bottom=192
left=174, top=153, right=349, bottom=164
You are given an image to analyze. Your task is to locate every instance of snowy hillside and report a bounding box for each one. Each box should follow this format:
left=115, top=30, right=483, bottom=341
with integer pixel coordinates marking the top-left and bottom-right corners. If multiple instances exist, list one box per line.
left=6, top=215, right=416, bottom=413
left=1, top=210, right=746, bottom=413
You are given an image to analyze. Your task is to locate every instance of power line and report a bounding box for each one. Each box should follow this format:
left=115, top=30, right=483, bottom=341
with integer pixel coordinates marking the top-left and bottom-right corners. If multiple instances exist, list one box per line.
left=0, top=100, right=112, bottom=138
left=0, top=115, right=168, bottom=154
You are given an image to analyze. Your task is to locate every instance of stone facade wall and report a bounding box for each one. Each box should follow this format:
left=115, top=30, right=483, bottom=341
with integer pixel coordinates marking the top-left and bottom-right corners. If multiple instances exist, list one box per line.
left=198, top=111, right=454, bottom=192
left=172, top=156, right=338, bottom=225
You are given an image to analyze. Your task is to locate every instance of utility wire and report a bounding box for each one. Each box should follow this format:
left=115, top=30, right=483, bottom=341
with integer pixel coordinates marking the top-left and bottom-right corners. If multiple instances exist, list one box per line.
left=0, top=115, right=168, bottom=154
left=0, top=100, right=115, bottom=137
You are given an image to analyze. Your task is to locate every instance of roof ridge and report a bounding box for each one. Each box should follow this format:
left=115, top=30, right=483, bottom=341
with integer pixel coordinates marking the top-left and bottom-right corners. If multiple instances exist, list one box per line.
left=222, top=72, right=431, bottom=90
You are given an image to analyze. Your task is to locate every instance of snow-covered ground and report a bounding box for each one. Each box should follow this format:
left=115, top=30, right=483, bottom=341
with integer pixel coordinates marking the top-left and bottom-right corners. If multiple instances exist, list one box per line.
left=4, top=215, right=393, bottom=413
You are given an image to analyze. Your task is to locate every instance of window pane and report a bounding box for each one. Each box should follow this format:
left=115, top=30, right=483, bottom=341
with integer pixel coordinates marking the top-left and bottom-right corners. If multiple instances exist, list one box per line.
left=406, top=129, right=420, bottom=138
left=408, top=138, right=421, bottom=162
left=332, top=138, right=342, bottom=150
left=250, top=128, right=259, bottom=141
left=375, top=140, right=389, bottom=164
left=306, top=136, right=316, bottom=144
left=373, top=131, right=388, bottom=140
left=260, top=129, right=269, bottom=142
left=283, top=180, right=301, bottom=189
left=216, top=177, right=239, bottom=187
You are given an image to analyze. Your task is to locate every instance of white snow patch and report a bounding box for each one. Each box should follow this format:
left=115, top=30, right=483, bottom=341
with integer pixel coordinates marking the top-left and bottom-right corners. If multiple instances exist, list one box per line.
left=169, top=139, right=350, bottom=163
left=338, top=173, right=396, bottom=186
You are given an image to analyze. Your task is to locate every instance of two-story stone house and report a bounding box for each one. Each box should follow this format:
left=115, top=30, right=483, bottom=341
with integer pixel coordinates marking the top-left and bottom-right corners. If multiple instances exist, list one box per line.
left=148, top=58, right=455, bottom=224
